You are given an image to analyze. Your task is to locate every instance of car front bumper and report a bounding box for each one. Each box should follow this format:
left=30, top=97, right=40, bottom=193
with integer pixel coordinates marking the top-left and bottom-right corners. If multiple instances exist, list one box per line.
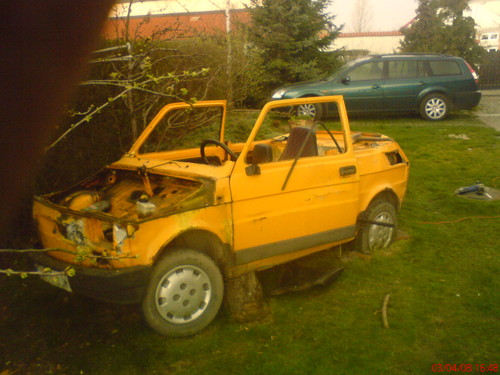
left=32, top=252, right=152, bottom=304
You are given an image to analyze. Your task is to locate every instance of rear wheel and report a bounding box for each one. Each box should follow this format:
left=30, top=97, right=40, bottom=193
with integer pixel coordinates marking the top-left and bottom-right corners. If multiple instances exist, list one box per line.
left=142, top=249, right=223, bottom=337
left=420, top=93, right=450, bottom=121
left=356, top=200, right=397, bottom=254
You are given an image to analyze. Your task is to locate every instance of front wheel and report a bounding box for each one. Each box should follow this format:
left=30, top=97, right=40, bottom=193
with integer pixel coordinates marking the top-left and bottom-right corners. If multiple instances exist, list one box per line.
left=356, top=200, right=397, bottom=254
left=142, top=249, right=223, bottom=337
left=420, top=93, right=450, bottom=121
left=296, top=102, right=323, bottom=120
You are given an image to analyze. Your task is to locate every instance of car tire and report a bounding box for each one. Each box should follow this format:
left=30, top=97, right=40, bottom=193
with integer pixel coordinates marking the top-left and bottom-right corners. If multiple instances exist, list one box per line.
left=297, top=102, right=323, bottom=120
left=142, top=249, right=223, bottom=337
left=420, top=93, right=450, bottom=121
left=356, top=200, right=397, bottom=254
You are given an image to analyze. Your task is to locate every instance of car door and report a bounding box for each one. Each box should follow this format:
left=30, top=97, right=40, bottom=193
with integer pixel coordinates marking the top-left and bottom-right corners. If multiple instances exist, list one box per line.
left=336, top=60, right=385, bottom=113
left=384, top=59, right=428, bottom=111
left=229, top=97, right=360, bottom=268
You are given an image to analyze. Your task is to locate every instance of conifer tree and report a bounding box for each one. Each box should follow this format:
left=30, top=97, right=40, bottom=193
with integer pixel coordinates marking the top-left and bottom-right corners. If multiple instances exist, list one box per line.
left=400, top=0, right=483, bottom=66
left=248, top=0, right=341, bottom=92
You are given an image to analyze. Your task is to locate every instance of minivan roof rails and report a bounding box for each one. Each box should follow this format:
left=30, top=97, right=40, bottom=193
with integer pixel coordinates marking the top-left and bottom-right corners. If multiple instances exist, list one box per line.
left=373, top=53, right=453, bottom=58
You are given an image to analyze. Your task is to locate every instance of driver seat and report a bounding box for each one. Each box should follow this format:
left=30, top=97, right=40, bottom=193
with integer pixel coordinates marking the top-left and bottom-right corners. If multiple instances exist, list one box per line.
left=279, top=126, right=318, bottom=161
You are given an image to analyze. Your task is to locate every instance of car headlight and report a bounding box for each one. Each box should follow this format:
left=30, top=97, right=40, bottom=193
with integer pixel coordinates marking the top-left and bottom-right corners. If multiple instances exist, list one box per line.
left=113, top=224, right=128, bottom=252
left=66, top=219, right=86, bottom=245
left=272, top=89, right=287, bottom=99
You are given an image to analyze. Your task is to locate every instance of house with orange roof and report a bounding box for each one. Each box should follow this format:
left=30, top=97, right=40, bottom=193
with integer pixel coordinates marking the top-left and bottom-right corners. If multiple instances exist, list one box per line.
left=103, top=0, right=250, bottom=40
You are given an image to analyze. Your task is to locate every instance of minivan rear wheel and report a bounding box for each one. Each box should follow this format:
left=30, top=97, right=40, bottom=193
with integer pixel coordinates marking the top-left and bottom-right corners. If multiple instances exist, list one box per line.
left=420, top=93, right=450, bottom=121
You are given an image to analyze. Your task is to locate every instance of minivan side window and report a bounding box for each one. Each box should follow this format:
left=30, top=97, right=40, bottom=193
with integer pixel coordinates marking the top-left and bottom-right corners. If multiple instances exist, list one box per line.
left=428, top=60, right=461, bottom=76
left=348, top=62, right=383, bottom=81
left=388, top=60, right=426, bottom=79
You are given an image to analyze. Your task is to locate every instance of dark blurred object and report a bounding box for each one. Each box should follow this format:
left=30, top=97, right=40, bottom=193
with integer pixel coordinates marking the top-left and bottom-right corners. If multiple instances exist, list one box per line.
left=456, top=183, right=485, bottom=195
left=455, top=183, right=499, bottom=201
left=0, top=0, right=115, bottom=238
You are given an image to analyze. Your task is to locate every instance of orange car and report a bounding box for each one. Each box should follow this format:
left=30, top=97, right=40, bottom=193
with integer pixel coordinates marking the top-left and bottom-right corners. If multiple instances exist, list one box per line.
left=33, top=96, right=409, bottom=336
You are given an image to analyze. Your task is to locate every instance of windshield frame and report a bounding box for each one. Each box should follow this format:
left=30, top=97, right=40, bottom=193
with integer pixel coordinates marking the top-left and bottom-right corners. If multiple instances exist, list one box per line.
left=127, top=100, right=227, bottom=157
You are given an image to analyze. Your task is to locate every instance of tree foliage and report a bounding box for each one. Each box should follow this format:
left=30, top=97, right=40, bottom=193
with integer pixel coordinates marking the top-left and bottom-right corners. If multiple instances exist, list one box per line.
left=400, top=0, right=484, bottom=66
left=247, top=0, right=342, bottom=93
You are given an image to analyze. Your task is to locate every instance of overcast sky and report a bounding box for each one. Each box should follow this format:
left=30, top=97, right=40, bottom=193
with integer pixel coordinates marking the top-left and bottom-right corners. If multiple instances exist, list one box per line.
left=328, top=0, right=419, bottom=32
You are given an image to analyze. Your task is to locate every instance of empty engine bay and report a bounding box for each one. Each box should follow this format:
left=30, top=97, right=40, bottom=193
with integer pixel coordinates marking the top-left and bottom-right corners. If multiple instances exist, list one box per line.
left=45, top=168, right=206, bottom=222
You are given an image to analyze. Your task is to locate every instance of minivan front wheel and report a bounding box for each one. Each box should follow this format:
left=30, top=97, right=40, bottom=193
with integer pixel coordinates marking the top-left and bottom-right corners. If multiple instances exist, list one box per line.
left=297, top=102, right=323, bottom=120
left=420, top=93, right=450, bottom=121
left=142, top=249, right=224, bottom=337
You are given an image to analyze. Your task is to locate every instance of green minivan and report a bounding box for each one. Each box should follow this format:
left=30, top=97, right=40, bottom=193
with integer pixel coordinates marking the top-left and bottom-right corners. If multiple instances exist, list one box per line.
left=271, top=54, right=481, bottom=121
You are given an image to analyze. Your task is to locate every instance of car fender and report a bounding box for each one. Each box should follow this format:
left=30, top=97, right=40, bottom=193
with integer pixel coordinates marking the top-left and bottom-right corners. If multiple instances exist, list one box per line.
left=134, top=205, right=233, bottom=267
left=283, top=90, right=321, bottom=99
left=417, top=86, right=451, bottom=104
left=154, top=228, right=234, bottom=274
left=358, top=186, right=401, bottom=217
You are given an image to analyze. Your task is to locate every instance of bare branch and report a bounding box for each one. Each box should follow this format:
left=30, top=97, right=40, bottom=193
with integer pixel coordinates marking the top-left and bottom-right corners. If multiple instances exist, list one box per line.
left=0, top=248, right=138, bottom=261
left=46, top=87, right=133, bottom=151
left=352, top=0, right=373, bottom=33
left=0, top=268, right=72, bottom=278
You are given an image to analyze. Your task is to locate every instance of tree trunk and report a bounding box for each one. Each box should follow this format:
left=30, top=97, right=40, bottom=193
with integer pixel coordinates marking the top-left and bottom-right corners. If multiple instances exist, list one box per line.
left=224, top=271, right=270, bottom=323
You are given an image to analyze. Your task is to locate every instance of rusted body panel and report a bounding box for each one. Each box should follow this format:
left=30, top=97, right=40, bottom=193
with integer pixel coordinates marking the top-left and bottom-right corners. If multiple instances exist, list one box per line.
left=33, top=96, right=409, bottom=303
left=34, top=167, right=233, bottom=269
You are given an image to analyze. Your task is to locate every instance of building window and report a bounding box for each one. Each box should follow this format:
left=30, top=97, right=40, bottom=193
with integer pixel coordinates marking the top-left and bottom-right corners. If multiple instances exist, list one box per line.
left=481, top=33, right=499, bottom=40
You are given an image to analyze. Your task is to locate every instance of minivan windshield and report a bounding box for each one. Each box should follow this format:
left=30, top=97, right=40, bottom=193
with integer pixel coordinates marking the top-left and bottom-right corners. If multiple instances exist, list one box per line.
left=325, top=57, right=371, bottom=81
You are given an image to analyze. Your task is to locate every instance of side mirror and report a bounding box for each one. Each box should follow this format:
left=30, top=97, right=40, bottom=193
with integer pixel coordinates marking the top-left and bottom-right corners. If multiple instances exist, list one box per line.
left=341, top=76, right=351, bottom=84
left=245, top=164, right=261, bottom=176
left=245, top=144, right=273, bottom=175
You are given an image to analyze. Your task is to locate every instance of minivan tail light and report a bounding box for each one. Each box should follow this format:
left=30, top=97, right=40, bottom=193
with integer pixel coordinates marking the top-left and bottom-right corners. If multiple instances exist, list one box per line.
left=465, top=61, right=479, bottom=84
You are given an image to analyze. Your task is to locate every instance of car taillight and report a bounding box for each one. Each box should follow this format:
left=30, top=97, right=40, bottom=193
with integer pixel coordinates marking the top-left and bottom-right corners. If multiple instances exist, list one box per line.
left=465, top=61, right=479, bottom=84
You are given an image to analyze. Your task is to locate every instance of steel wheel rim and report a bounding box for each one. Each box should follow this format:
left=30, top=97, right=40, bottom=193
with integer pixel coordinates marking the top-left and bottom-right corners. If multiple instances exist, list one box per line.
left=425, top=98, right=446, bottom=119
left=367, top=211, right=394, bottom=250
left=297, top=103, right=316, bottom=118
left=155, top=265, right=212, bottom=324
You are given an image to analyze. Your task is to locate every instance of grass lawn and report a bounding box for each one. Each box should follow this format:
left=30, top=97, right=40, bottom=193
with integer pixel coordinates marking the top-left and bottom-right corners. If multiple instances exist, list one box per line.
left=1, top=112, right=499, bottom=375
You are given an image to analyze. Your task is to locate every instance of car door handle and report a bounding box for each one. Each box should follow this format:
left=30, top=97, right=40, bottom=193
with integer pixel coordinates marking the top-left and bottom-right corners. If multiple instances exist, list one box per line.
left=418, top=81, right=427, bottom=86
left=371, top=84, right=380, bottom=89
left=340, top=165, right=357, bottom=176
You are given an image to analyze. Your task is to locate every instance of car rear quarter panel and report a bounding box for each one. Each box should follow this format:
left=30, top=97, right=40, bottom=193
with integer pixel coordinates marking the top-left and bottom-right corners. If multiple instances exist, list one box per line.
left=417, top=72, right=478, bottom=109
left=354, top=143, right=409, bottom=212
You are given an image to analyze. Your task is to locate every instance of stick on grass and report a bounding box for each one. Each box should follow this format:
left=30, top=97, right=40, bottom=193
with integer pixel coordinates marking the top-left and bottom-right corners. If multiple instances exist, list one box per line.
left=382, top=294, right=391, bottom=328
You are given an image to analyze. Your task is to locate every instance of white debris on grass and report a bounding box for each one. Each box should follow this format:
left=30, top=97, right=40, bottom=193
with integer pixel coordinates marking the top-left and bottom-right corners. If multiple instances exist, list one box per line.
left=448, top=134, right=470, bottom=140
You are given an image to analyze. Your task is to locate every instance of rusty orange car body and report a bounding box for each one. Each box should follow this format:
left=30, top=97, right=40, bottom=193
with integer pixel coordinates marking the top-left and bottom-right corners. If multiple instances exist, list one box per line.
left=33, top=96, right=409, bottom=336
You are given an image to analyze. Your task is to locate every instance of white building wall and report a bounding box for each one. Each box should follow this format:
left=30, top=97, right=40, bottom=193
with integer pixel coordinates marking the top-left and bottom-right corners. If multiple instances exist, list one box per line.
left=468, top=0, right=500, bottom=51
left=332, top=34, right=403, bottom=55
